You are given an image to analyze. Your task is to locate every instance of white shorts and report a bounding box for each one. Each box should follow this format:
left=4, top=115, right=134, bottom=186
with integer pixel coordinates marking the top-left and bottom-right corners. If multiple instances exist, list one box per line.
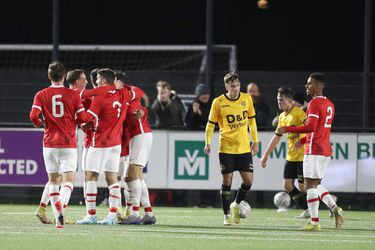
left=303, top=155, right=330, bottom=179
left=43, top=147, right=77, bottom=174
left=119, top=156, right=129, bottom=177
left=129, top=132, right=153, bottom=167
left=85, top=145, right=121, bottom=173
left=81, top=147, right=89, bottom=172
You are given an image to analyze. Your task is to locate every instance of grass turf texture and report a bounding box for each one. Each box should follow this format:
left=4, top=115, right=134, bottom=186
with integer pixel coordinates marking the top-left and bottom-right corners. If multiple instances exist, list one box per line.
left=1, top=205, right=375, bottom=250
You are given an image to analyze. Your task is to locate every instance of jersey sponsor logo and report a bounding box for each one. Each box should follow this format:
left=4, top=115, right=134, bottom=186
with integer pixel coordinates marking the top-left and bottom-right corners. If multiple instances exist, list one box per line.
left=226, top=111, right=248, bottom=129
left=174, top=141, right=208, bottom=180
left=220, top=104, right=230, bottom=108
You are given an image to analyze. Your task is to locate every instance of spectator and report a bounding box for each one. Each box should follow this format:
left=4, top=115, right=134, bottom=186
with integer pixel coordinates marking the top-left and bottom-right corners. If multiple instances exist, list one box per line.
left=185, top=84, right=212, bottom=130
left=150, top=80, right=185, bottom=129
left=247, top=82, right=270, bottom=128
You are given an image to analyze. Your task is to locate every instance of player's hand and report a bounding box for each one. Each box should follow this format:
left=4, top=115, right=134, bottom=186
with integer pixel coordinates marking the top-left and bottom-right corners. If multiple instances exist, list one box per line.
left=260, top=155, right=268, bottom=168
left=204, top=144, right=211, bottom=154
left=277, top=127, right=286, bottom=134
left=294, top=141, right=303, bottom=150
left=135, top=108, right=145, bottom=119
left=251, top=142, right=259, bottom=156
left=82, top=121, right=94, bottom=130
left=34, top=119, right=43, bottom=128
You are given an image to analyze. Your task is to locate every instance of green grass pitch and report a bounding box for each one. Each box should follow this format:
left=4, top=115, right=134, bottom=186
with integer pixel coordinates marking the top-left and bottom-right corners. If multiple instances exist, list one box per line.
left=1, top=205, right=375, bottom=250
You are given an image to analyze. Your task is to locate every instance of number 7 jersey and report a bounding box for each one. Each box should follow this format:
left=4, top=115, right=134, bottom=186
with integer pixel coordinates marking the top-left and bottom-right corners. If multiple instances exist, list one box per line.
left=31, top=86, right=85, bottom=148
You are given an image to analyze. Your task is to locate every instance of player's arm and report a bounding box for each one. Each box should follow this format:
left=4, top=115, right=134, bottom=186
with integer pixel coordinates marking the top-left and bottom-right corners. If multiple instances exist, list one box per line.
left=127, top=98, right=143, bottom=119
left=204, top=121, right=216, bottom=154
left=129, top=85, right=145, bottom=102
left=247, top=95, right=259, bottom=154
left=260, top=133, right=282, bottom=168
left=75, top=94, right=97, bottom=124
left=29, top=93, right=43, bottom=127
left=204, top=99, right=218, bottom=154
left=283, top=115, right=318, bottom=133
left=29, top=106, right=43, bottom=128
left=294, top=136, right=307, bottom=150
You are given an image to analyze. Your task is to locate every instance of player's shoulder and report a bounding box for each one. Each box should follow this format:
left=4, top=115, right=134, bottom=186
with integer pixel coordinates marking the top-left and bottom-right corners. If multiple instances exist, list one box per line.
left=240, top=92, right=252, bottom=100
left=212, top=94, right=225, bottom=103
left=35, top=86, right=55, bottom=97
left=325, top=96, right=335, bottom=106
left=292, top=106, right=305, bottom=115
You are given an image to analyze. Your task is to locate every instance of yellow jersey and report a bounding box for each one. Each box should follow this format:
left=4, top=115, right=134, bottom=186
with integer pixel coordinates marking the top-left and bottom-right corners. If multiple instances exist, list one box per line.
left=276, top=106, right=306, bottom=161
left=208, top=92, right=256, bottom=154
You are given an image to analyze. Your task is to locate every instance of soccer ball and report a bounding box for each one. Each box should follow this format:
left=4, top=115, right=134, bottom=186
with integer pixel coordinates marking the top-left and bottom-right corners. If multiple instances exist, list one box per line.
left=238, top=201, right=251, bottom=218
left=273, top=191, right=291, bottom=209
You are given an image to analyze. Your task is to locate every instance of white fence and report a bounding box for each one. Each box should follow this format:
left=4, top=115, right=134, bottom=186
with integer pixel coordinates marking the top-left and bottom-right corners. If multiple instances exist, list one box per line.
left=1, top=128, right=374, bottom=192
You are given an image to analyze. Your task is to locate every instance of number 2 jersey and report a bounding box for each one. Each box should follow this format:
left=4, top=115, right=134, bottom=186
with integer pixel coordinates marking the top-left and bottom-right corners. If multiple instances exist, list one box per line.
left=30, top=86, right=86, bottom=148
left=208, top=92, right=256, bottom=154
left=285, top=96, right=335, bottom=156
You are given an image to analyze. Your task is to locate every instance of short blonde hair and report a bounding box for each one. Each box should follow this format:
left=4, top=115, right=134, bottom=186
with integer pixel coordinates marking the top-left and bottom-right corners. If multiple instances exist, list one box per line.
left=224, top=72, right=240, bottom=84
left=156, top=80, right=171, bottom=90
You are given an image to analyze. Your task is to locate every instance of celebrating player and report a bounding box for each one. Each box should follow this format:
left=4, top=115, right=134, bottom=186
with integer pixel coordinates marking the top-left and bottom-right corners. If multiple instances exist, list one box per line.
left=30, top=61, right=89, bottom=228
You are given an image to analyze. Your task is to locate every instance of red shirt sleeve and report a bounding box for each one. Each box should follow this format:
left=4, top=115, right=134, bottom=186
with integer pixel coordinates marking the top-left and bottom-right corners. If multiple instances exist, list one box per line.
left=128, top=99, right=142, bottom=114
left=129, top=86, right=144, bottom=101
left=30, top=92, right=43, bottom=127
left=285, top=101, right=319, bottom=133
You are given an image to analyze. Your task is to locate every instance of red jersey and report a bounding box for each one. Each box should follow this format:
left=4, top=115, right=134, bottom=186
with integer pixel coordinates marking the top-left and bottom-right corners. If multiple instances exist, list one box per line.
left=30, top=86, right=86, bottom=148
left=126, top=106, right=152, bottom=138
left=72, top=87, right=93, bottom=148
left=120, top=124, right=130, bottom=157
left=120, top=102, right=150, bottom=157
left=81, top=96, right=94, bottom=148
left=120, top=85, right=149, bottom=156
left=87, top=88, right=135, bottom=148
left=285, top=96, right=335, bottom=156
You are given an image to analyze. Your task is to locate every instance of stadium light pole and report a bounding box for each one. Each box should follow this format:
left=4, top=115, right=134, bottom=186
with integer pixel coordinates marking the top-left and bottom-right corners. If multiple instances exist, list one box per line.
left=363, top=0, right=372, bottom=130
left=206, top=0, right=213, bottom=95
left=52, top=0, right=60, bottom=61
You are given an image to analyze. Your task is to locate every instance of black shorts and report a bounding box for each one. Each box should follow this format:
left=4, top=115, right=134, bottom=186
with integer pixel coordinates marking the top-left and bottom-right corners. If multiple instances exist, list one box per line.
left=219, top=152, right=253, bottom=174
left=283, top=160, right=304, bottom=183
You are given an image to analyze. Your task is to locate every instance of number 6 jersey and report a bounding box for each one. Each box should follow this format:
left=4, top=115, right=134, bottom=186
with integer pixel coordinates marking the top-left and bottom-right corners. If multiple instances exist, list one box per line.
left=30, top=85, right=86, bottom=148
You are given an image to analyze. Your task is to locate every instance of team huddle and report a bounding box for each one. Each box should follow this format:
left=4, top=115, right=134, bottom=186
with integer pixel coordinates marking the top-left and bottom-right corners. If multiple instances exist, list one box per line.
left=30, top=62, right=343, bottom=231
left=30, top=61, right=155, bottom=228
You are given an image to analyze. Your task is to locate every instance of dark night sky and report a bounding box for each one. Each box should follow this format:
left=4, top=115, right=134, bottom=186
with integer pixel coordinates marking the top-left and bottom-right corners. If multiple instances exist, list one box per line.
left=0, top=0, right=373, bottom=71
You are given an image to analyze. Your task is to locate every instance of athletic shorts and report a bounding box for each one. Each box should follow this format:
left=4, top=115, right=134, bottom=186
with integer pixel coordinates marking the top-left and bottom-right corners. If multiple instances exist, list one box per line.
left=303, top=155, right=330, bottom=179
left=283, top=160, right=304, bottom=183
left=219, top=152, right=253, bottom=174
left=129, top=132, right=153, bottom=167
left=85, top=145, right=121, bottom=173
left=119, top=156, right=129, bottom=177
left=43, top=147, right=77, bottom=174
